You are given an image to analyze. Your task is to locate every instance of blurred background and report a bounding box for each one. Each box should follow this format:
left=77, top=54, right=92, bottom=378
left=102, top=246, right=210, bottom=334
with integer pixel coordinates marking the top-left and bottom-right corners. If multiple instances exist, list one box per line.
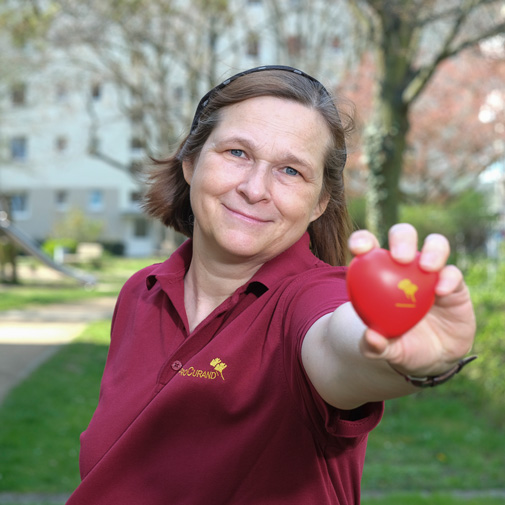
left=0, top=1, right=504, bottom=504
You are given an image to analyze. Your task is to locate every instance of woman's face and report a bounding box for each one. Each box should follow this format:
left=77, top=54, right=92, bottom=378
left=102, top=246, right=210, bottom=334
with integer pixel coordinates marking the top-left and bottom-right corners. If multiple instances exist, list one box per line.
left=183, top=95, right=332, bottom=265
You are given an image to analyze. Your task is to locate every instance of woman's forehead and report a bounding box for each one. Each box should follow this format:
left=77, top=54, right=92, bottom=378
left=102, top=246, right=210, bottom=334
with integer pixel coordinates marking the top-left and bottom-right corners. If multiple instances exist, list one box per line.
left=211, top=96, right=332, bottom=162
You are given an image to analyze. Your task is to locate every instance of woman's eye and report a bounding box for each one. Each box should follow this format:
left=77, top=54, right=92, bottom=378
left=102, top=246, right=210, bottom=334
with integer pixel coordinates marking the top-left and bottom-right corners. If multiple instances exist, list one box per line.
left=284, top=167, right=299, bottom=176
left=230, top=149, right=244, bottom=157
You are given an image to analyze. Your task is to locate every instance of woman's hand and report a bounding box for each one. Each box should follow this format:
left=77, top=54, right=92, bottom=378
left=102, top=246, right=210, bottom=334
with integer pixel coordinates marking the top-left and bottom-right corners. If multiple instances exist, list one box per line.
left=348, top=223, right=476, bottom=378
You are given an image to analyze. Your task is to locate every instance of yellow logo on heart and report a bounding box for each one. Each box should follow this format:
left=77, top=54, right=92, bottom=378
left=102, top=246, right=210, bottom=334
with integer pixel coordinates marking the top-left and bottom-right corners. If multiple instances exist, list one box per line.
left=396, top=278, right=418, bottom=307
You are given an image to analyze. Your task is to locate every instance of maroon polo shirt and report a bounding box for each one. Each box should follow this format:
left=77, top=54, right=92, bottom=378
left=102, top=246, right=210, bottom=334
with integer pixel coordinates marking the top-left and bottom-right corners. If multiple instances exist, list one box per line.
left=67, top=233, right=383, bottom=505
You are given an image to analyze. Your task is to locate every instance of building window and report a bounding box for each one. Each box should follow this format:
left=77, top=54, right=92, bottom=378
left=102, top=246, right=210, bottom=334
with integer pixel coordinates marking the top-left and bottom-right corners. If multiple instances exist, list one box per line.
left=129, top=191, right=142, bottom=209
left=10, top=136, right=28, bottom=161
left=130, top=49, right=143, bottom=67
left=11, top=82, right=27, bottom=106
left=130, top=191, right=142, bottom=203
left=55, top=190, right=69, bottom=211
left=88, top=189, right=104, bottom=212
left=56, top=83, right=68, bottom=102
left=89, top=135, right=100, bottom=155
left=55, top=136, right=68, bottom=152
left=247, top=33, right=260, bottom=57
left=331, top=36, right=341, bottom=50
left=130, top=137, right=145, bottom=155
left=129, top=160, right=143, bottom=177
left=287, top=35, right=303, bottom=56
left=91, top=82, right=102, bottom=100
left=130, top=108, right=143, bottom=123
left=133, top=217, right=149, bottom=238
left=11, top=193, right=29, bottom=219
left=174, top=86, right=184, bottom=101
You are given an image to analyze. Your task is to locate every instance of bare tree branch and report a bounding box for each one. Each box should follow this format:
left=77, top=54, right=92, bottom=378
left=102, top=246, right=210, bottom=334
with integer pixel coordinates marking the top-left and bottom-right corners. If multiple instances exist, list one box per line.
left=404, top=3, right=505, bottom=104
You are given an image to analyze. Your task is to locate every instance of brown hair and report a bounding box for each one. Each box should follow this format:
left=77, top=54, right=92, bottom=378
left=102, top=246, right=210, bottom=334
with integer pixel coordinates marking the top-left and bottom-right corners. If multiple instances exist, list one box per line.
left=143, top=68, right=353, bottom=265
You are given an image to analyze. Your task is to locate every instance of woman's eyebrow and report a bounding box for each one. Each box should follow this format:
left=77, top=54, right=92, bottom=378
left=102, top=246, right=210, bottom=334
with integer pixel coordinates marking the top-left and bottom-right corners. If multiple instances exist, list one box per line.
left=215, top=135, right=257, bottom=151
left=217, top=135, right=316, bottom=170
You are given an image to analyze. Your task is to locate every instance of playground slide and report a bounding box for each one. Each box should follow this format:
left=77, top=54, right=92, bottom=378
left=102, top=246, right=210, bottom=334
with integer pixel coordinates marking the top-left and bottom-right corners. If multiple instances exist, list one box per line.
left=0, top=215, right=96, bottom=286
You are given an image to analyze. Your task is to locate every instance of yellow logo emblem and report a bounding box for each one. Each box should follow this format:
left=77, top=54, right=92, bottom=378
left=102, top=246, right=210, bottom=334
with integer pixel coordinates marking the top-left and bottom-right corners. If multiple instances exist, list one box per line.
left=178, top=358, right=228, bottom=381
left=396, top=278, right=418, bottom=308
left=210, top=358, right=227, bottom=380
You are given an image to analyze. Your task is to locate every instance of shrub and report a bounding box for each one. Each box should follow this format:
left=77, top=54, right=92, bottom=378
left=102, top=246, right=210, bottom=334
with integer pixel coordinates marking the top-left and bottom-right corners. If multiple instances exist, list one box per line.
left=349, top=190, right=496, bottom=257
left=464, top=258, right=505, bottom=425
left=100, top=241, right=125, bottom=256
left=41, top=238, right=78, bottom=258
left=51, top=208, right=104, bottom=243
left=348, top=196, right=367, bottom=231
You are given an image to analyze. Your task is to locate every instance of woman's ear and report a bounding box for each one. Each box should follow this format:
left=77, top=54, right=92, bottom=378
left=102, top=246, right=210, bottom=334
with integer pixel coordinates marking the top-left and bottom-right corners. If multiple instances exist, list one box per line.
left=310, top=192, right=330, bottom=223
left=182, top=159, right=193, bottom=185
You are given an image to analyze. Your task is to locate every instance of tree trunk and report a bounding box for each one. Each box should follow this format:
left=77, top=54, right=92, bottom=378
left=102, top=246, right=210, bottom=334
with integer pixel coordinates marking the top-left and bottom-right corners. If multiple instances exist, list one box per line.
left=365, top=98, right=409, bottom=246
left=363, top=6, right=412, bottom=246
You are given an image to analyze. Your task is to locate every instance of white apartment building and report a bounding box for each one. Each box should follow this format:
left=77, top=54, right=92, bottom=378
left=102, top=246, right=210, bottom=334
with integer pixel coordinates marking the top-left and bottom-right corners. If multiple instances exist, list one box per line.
left=0, top=0, right=349, bottom=257
left=1, top=56, right=160, bottom=257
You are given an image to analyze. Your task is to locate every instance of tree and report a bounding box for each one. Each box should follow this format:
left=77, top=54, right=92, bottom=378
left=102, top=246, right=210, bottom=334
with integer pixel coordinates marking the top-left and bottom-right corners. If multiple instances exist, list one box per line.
left=43, top=0, right=266, bottom=161
left=43, top=0, right=353, bottom=161
left=345, top=0, right=505, bottom=245
left=342, top=44, right=505, bottom=204
left=405, top=47, right=505, bottom=202
left=5, top=0, right=504, bottom=254
left=261, top=0, right=351, bottom=78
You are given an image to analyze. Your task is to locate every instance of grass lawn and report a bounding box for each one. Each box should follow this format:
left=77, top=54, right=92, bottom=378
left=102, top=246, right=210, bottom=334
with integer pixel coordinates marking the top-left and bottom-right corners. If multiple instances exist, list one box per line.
left=6, top=496, right=504, bottom=505
left=362, top=383, right=505, bottom=492
left=1, top=255, right=504, bottom=503
left=0, top=320, right=504, bottom=500
left=362, top=493, right=505, bottom=504
left=0, top=256, right=162, bottom=311
left=0, top=322, right=110, bottom=492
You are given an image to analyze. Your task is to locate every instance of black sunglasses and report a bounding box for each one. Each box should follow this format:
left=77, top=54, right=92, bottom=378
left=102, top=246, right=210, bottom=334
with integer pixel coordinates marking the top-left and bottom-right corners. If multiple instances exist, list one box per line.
left=190, top=65, right=334, bottom=133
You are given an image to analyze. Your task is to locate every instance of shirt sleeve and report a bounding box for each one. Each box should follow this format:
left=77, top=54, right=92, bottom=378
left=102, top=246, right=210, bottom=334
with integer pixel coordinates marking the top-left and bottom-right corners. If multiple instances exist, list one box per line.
left=282, top=265, right=384, bottom=448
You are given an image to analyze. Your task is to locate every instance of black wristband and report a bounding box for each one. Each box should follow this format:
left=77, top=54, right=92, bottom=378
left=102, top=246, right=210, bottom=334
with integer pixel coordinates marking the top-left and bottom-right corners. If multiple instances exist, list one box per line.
left=392, top=355, right=478, bottom=388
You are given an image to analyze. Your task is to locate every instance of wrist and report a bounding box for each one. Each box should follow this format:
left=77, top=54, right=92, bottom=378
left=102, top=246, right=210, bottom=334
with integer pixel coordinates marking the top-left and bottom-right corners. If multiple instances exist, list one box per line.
left=390, top=356, right=477, bottom=388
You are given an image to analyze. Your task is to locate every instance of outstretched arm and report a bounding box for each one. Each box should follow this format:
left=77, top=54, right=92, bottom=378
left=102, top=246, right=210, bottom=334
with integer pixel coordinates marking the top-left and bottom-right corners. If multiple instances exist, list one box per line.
left=301, top=223, right=476, bottom=410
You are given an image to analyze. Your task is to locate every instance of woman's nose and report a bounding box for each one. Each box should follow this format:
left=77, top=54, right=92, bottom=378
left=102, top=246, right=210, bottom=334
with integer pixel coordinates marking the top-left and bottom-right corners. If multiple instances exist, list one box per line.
left=236, top=164, right=271, bottom=203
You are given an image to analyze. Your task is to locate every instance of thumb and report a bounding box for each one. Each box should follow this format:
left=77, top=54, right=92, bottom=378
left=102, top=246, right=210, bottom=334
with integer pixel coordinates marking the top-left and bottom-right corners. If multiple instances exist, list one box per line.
left=360, top=328, right=396, bottom=361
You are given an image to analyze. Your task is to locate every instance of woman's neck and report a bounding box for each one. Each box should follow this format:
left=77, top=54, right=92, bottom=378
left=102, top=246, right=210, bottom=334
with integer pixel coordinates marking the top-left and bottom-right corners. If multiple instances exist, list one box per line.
left=183, top=244, right=263, bottom=333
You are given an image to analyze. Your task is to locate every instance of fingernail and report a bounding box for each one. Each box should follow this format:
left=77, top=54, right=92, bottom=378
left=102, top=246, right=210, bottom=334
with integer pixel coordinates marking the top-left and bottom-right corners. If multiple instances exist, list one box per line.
left=419, top=252, right=438, bottom=270
left=436, top=278, right=452, bottom=294
left=392, top=243, right=411, bottom=261
left=353, top=237, right=372, bottom=253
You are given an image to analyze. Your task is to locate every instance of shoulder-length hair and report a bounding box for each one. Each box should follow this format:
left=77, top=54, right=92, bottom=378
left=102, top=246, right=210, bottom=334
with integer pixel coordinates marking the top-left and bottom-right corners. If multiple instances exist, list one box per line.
left=143, top=68, right=354, bottom=266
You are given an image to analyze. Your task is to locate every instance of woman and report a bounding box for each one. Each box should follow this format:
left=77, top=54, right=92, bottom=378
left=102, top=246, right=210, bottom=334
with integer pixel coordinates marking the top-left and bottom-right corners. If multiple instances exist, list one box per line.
left=66, top=66, right=476, bottom=505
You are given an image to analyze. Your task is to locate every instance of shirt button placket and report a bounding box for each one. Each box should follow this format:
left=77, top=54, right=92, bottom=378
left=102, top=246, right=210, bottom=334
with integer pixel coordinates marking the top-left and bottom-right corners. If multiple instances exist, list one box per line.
left=171, top=360, right=183, bottom=371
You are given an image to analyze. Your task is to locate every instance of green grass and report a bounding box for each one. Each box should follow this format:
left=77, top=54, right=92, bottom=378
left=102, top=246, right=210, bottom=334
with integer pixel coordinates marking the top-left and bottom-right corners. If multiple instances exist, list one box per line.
left=0, top=321, right=110, bottom=492
left=1, top=255, right=504, bottom=501
left=0, top=285, right=114, bottom=311
left=0, top=256, right=161, bottom=311
left=1, top=320, right=504, bottom=496
left=5, top=496, right=505, bottom=505
left=362, top=384, right=505, bottom=492
left=362, top=493, right=505, bottom=504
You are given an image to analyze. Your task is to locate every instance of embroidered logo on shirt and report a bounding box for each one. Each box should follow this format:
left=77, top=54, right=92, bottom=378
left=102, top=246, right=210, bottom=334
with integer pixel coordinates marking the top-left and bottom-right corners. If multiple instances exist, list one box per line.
left=178, top=358, right=227, bottom=381
left=210, top=358, right=227, bottom=380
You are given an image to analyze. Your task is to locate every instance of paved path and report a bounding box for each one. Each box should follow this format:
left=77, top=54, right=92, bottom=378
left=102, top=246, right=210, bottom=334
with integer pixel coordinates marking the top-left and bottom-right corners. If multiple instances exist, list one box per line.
left=0, top=297, right=117, bottom=406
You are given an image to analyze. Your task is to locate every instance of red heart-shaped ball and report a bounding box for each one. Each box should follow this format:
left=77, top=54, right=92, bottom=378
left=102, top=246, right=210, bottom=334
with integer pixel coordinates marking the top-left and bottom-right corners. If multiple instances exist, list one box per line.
left=347, top=248, right=439, bottom=338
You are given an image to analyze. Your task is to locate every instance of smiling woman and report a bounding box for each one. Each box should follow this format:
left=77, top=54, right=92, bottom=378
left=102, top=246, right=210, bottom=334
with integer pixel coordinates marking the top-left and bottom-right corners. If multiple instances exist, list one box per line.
left=65, top=66, right=477, bottom=505
left=181, top=96, right=331, bottom=268
left=143, top=66, right=352, bottom=267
